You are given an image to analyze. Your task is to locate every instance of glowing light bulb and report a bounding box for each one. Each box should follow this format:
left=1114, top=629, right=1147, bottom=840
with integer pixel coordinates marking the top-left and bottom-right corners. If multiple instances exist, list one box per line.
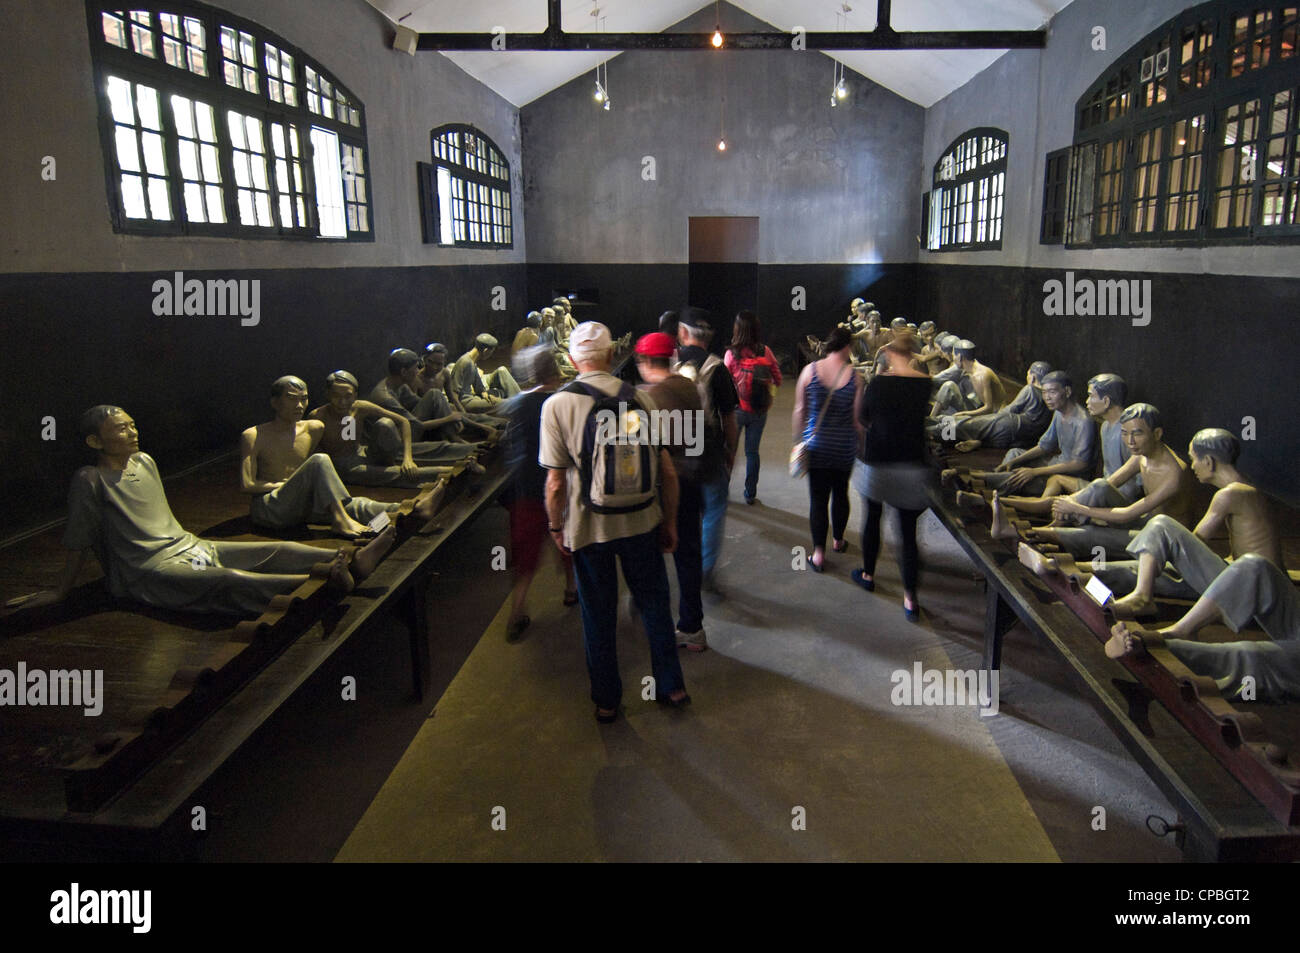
left=712, top=29, right=723, bottom=47
left=594, top=83, right=605, bottom=103
left=717, top=138, right=727, bottom=151
left=836, top=79, right=847, bottom=99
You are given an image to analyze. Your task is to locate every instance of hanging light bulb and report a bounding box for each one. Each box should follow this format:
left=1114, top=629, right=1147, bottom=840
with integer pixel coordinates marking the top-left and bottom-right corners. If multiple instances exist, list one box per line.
left=594, top=81, right=605, bottom=103
left=836, top=78, right=848, bottom=100
left=717, top=138, right=727, bottom=151
left=712, top=28, right=723, bottom=47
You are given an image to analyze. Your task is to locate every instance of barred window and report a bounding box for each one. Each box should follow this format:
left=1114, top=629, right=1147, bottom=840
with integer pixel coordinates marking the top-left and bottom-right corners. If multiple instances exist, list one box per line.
left=925, top=128, right=1006, bottom=252
left=430, top=124, right=513, bottom=248
left=88, top=0, right=371, bottom=240
left=1053, top=0, right=1300, bottom=246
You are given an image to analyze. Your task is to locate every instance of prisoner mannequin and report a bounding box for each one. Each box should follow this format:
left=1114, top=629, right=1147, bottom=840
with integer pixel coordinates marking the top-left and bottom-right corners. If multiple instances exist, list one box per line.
left=451, top=334, right=521, bottom=413
left=4, top=406, right=396, bottom=617
left=512, top=311, right=542, bottom=357
left=421, top=344, right=502, bottom=440
left=956, top=371, right=1095, bottom=497
left=996, top=402, right=1198, bottom=560
left=241, top=376, right=443, bottom=537
left=1098, top=429, right=1284, bottom=613
left=1105, top=557, right=1300, bottom=701
left=309, top=370, right=473, bottom=487
left=950, top=361, right=1052, bottom=452
left=929, top=334, right=963, bottom=386
left=930, top=340, right=1005, bottom=419
left=554, top=297, right=578, bottom=341
left=370, top=348, right=470, bottom=445
left=916, top=321, right=947, bottom=375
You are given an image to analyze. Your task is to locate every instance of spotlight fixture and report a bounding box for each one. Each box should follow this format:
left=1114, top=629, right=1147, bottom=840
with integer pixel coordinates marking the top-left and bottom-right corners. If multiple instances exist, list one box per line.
left=590, top=3, right=611, bottom=111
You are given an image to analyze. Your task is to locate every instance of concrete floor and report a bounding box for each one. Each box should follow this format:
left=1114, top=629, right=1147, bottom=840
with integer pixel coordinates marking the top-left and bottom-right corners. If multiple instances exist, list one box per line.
left=334, top=386, right=1182, bottom=863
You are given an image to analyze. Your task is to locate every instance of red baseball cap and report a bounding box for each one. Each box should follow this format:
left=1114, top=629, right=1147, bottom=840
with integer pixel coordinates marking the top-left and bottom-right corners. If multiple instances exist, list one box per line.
left=635, top=332, right=675, bottom=358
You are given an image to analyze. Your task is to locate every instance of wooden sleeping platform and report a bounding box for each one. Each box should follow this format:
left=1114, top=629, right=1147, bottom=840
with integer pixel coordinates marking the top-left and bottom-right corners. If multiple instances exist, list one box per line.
left=932, top=446, right=1300, bottom=860
left=0, top=448, right=508, bottom=854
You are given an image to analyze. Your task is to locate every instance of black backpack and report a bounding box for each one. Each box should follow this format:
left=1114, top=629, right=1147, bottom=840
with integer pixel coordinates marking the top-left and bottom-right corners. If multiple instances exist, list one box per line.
left=562, top=380, right=658, bottom=515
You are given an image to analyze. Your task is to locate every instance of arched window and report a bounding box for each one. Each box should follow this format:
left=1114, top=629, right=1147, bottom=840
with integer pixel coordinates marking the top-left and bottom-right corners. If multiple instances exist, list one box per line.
left=87, top=1, right=372, bottom=240
left=1044, top=0, right=1300, bottom=247
left=429, top=125, right=513, bottom=248
left=925, top=129, right=1007, bottom=251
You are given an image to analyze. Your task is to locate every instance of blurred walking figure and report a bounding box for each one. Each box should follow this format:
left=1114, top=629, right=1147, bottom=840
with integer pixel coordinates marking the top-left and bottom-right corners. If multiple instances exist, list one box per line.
left=724, top=310, right=782, bottom=505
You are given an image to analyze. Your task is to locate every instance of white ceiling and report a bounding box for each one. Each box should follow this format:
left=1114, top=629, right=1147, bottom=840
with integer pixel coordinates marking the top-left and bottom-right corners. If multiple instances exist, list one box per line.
left=366, top=0, right=1074, bottom=108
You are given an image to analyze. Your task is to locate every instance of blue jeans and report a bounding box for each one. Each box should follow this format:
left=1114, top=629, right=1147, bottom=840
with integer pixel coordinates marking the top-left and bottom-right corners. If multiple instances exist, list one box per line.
left=699, top=475, right=730, bottom=576
left=735, top=409, right=767, bottom=501
left=572, top=530, right=686, bottom=710
left=674, top=478, right=704, bottom=633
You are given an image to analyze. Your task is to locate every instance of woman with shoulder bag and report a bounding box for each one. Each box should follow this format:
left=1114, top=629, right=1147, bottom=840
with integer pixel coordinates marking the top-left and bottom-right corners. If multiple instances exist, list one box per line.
left=792, top=327, right=861, bottom=573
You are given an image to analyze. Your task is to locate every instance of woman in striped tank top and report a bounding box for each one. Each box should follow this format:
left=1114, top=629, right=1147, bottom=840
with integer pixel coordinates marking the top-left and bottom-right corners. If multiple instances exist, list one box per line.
left=792, top=327, right=863, bottom=573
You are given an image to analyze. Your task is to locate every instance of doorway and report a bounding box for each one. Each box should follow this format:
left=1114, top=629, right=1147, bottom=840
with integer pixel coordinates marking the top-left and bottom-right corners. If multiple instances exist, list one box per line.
left=688, top=216, right=758, bottom=351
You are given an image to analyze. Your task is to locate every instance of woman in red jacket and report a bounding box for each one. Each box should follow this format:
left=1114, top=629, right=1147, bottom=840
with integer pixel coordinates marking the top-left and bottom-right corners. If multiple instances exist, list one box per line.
left=724, top=310, right=782, bottom=505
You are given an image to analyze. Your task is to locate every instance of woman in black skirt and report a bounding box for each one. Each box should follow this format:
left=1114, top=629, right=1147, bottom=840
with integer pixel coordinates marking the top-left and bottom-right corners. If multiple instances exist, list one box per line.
left=851, top=334, right=935, bottom=620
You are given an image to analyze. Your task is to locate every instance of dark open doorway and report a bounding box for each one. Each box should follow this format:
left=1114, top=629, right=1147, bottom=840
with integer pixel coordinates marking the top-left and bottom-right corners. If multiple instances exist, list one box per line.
left=688, top=216, right=758, bottom=352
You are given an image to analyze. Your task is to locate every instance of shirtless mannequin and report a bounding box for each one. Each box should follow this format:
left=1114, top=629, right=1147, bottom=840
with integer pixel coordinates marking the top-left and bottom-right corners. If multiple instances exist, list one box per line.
left=1003, top=402, right=1198, bottom=560
left=308, top=371, right=471, bottom=487
left=512, top=311, right=542, bottom=357
left=1105, top=555, right=1300, bottom=701
left=417, top=345, right=500, bottom=442
left=554, top=297, right=577, bottom=342
left=950, top=361, right=1052, bottom=452
left=931, top=340, right=1005, bottom=418
left=916, top=322, right=947, bottom=375
left=5, top=406, right=395, bottom=616
left=1099, top=429, right=1284, bottom=615
left=241, top=377, right=444, bottom=537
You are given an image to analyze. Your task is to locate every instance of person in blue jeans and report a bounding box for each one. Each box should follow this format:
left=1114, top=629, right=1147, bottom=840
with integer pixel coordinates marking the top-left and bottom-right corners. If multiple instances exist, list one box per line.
left=724, top=310, right=783, bottom=505
left=675, top=309, right=739, bottom=595
left=540, top=322, right=689, bottom=723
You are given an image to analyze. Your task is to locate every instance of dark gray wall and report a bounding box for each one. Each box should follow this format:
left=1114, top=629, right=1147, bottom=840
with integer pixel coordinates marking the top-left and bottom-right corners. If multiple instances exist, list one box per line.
left=0, top=0, right=527, bottom=530
left=521, top=2, right=924, bottom=267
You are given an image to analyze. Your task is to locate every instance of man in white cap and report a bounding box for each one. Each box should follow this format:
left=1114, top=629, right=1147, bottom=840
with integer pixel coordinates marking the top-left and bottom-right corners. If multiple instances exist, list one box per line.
left=452, top=332, right=520, bottom=413
left=540, top=322, right=690, bottom=723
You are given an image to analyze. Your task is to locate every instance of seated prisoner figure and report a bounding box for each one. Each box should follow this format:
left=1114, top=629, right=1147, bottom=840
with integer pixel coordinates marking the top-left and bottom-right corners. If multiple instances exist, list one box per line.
left=952, top=371, right=1094, bottom=497
left=916, top=322, right=947, bottom=375
left=554, top=297, right=578, bottom=340
left=930, top=339, right=1005, bottom=420
left=998, top=402, right=1197, bottom=560
left=929, top=334, right=963, bottom=388
left=4, top=405, right=395, bottom=617
left=1093, top=429, right=1284, bottom=612
left=241, top=376, right=444, bottom=538
left=308, top=370, right=473, bottom=487
left=452, top=333, right=521, bottom=413
left=369, top=348, right=486, bottom=452
left=849, top=310, right=886, bottom=365
left=1106, top=555, right=1300, bottom=702
left=949, top=361, right=1052, bottom=451
left=512, top=311, right=542, bottom=357
left=420, top=344, right=502, bottom=440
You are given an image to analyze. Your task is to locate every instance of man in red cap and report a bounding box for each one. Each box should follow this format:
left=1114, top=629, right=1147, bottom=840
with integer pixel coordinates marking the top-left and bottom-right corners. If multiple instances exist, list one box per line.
left=636, top=332, right=709, bottom=652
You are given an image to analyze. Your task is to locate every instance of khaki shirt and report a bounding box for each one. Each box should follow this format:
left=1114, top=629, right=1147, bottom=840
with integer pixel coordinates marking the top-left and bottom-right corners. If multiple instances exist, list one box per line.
left=539, top=371, right=663, bottom=551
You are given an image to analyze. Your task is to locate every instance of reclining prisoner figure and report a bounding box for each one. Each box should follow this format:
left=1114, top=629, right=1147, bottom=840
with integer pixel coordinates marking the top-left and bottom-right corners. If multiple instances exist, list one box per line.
left=4, top=405, right=393, bottom=617
left=308, top=370, right=469, bottom=488
left=949, top=361, right=1052, bottom=452
left=930, top=339, right=1004, bottom=419
left=951, top=370, right=1095, bottom=498
left=451, top=333, right=521, bottom=413
left=241, top=376, right=444, bottom=538
left=368, top=348, right=493, bottom=461
left=1089, top=429, right=1286, bottom=612
left=1006, top=402, right=1198, bottom=561
left=1106, top=555, right=1300, bottom=702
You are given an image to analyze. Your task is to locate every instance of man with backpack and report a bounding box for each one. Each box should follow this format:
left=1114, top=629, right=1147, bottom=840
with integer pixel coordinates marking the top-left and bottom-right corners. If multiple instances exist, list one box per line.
left=675, top=310, right=740, bottom=596
left=724, top=310, right=782, bottom=506
left=541, top=322, right=690, bottom=723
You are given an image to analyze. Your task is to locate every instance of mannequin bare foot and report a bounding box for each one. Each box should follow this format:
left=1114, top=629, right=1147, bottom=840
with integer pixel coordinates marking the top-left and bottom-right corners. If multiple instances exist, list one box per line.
left=332, top=513, right=374, bottom=539
left=413, top=477, right=449, bottom=521
left=955, top=490, right=988, bottom=510
left=1111, top=590, right=1158, bottom=618
left=324, top=549, right=355, bottom=592
left=1106, top=620, right=1161, bottom=659
left=1017, top=541, right=1058, bottom=577
left=989, top=492, right=1018, bottom=541
left=464, top=458, right=486, bottom=475
left=350, top=525, right=396, bottom=580
left=954, top=440, right=981, bottom=453
left=941, top=468, right=961, bottom=487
